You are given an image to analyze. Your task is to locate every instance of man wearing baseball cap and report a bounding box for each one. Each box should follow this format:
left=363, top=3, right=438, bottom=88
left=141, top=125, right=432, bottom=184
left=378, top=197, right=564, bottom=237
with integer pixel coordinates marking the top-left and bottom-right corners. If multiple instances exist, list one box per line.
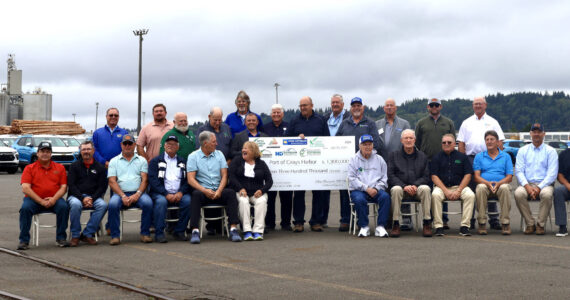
left=514, top=123, right=558, bottom=235
left=347, top=135, right=391, bottom=237
left=18, top=141, right=70, bottom=249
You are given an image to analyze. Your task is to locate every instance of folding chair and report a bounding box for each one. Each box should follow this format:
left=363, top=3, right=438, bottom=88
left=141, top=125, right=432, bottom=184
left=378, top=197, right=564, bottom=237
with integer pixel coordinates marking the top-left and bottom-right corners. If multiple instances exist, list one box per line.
left=166, top=206, right=180, bottom=226
left=442, top=200, right=463, bottom=225
left=31, top=212, right=57, bottom=247
left=401, top=194, right=422, bottom=232
left=200, top=205, right=229, bottom=238
left=347, top=178, right=378, bottom=235
left=120, top=207, right=142, bottom=240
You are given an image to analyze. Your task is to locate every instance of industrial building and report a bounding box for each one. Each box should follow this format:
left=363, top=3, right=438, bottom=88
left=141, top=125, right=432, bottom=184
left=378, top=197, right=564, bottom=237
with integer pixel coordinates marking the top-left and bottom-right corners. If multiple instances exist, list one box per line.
left=1, top=54, right=52, bottom=125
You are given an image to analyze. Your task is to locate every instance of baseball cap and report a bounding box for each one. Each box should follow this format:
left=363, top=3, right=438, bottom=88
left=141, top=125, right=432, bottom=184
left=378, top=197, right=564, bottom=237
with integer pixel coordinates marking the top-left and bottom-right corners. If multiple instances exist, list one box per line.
left=359, top=134, right=373, bottom=144
left=121, top=134, right=135, bottom=143
left=351, top=97, right=363, bottom=105
left=38, top=141, right=52, bottom=151
left=530, top=123, right=544, bottom=132
left=429, top=98, right=441, bottom=105
left=165, top=135, right=179, bottom=143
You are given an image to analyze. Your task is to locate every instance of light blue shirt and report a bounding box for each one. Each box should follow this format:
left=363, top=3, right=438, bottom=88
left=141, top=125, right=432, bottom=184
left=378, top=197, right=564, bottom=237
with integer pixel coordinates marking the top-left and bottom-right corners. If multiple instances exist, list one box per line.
left=515, top=143, right=558, bottom=189
left=473, top=149, right=513, bottom=182
left=186, top=149, right=228, bottom=190
left=108, top=153, right=148, bottom=192
left=328, top=111, right=345, bottom=136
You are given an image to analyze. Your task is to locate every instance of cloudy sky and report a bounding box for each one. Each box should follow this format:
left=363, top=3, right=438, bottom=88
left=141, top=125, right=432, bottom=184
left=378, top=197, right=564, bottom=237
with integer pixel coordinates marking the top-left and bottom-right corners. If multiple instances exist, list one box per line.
left=2, top=0, right=569, bottom=131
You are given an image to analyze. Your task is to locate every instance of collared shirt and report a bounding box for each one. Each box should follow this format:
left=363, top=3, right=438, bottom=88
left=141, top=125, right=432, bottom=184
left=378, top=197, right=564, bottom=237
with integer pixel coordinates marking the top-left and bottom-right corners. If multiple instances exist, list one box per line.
left=108, top=153, right=148, bottom=192
left=337, top=116, right=382, bottom=153
left=473, top=149, right=513, bottom=182
left=137, top=120, right=174, bottom=161
left=186, top=148, right=228, bottom=190
left=164, top=153, right=181, bottom=194
left=431, top=150, right=473, bottom=187
left=159, top=127, right=196, bottom=160
left=21, top=161, right=67, bottom=198
left=415, top=114, right=456, bottom=160
left=224, top=110, right=264, bottom=137
left=515, top=142, right=558, bottom=189
left=457, top=113, right=505, bottom=155
left=327, top=111, right=345, bottom=136
left=263, top=121, right=288, bottom=137
left=92, top=124, right=129, bottom=164
left=384, top=122, right=393, bottom=146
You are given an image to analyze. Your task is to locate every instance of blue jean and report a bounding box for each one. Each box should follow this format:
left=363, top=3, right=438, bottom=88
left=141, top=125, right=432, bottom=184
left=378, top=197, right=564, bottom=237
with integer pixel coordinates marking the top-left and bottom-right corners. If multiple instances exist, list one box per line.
left=339, top=190, right=351, bottom=225
left=68, top=196, right=108, bottom=238
left=350, top=190, right=390, bottom=228
left=554, top=186, right=569, bottom=226
left=308, top=191, right=328, bottom=226
left=107, top=192, right=153, bottom=238
left=151, top=193, right=191, bottom=237
left=19, top=197, right=69, bottom=243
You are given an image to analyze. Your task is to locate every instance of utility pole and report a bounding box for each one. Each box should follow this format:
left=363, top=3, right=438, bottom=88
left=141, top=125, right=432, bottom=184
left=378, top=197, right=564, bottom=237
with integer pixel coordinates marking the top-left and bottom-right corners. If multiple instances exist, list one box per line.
left=274, top=83, right=280, bottom=104
left=95, top=102, right=99, bottom=130
left=133, top=29, right=149, bottom=134
left=72, top=113, right=76, bottom=122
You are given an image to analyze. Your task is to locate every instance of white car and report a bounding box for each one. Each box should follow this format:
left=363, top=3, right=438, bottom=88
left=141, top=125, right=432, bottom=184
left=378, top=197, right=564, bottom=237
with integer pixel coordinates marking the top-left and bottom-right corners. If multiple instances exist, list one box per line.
left=0, top=137, right=19, bottom=174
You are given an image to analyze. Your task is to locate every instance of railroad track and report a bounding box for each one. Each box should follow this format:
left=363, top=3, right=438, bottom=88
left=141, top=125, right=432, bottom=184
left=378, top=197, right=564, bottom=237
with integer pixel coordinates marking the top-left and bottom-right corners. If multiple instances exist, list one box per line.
left=0, top=247, right=176, bottom=300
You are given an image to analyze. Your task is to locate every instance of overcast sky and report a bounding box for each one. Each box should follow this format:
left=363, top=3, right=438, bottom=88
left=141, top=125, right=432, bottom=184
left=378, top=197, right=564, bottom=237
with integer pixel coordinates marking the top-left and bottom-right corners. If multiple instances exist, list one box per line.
left=2, top=0, right=569, bottom=132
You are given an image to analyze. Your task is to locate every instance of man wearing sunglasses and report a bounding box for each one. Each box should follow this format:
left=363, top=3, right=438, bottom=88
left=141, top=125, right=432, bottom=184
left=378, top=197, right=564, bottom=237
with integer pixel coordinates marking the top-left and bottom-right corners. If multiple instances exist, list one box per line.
left=92, top=107, right=129, bottom=169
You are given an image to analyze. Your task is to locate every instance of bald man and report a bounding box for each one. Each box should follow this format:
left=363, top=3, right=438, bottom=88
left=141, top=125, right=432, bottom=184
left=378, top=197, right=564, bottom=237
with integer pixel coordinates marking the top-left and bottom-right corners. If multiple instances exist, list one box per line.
left=376, top=98, right=411, bottom=159
left=160, top=112, right=196, bottom=160
left=196, top=107, right=233, bottom=162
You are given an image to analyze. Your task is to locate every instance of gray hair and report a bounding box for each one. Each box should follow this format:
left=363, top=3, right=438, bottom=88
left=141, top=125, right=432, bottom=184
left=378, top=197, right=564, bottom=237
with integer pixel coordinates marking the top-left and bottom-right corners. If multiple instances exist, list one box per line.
left=210, top=106, right=223, bottom=116
left=442, top=133, right=456, bottom=142
left=332, top=94, right=344, bottom=102
left=199, top=131, right=214, bottom=145
left=79, top=140, right=94, bottom=151
left=106, top=107, right=119, bottom=115
left=401, top=129, right=415, bottom=139
left=271, top=103, right=284, bottom=112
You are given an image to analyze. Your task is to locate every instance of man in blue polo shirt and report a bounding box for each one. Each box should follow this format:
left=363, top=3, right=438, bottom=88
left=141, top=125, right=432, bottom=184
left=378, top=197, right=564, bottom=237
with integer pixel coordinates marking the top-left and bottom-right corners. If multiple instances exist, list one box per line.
left=224, top=90, right=263, bottom=137
left=92, top=107, right=129, bottom=168
left=473, top=130, right=513, bottom=235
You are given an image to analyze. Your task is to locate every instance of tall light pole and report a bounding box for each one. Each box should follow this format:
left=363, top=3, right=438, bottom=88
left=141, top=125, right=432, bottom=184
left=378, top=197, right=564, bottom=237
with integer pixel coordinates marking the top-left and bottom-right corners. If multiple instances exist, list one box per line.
left=72, top=113, right=76, bottom=122
left=133, top=29, right=149, bottom=134
left=95, top=102, right=99, bottom=131
left=274, top=83, right=280, bottom=104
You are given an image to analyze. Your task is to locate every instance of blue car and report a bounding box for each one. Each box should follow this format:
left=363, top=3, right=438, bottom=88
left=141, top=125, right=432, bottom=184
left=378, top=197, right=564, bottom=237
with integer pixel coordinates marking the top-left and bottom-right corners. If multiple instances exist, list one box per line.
left=13, top=135, right=78, bottom=170
left=503, top=139, right=529, bottom=164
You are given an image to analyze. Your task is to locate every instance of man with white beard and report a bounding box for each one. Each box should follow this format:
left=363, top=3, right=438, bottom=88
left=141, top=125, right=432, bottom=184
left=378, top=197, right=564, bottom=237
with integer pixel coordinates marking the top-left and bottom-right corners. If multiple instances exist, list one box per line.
left=160, top=112, right=196, bottom=160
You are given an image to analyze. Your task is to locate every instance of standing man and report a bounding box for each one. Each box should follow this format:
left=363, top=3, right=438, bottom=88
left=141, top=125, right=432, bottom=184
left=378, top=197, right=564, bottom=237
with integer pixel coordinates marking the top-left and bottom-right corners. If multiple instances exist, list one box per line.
left=137, top=103, right=174, bottom=162
left=149, top=135, right=192, bottom=243
left=387, top=129, right=432, bottom=237
left=67, top=141, right=108, bottom=246
left=18, top=141, right=69, bottom=250
left=285, top=96, right=330, bottom=232
left=553, top=147, right=570, bottom=237
left=197, top=107, right=233, bottom=162
left=230, top=113, right=268, bottom=159
left=107, top=135, right=153, bottom=245
left=431, top=134, right=475, bottom=236
left=263, top=104, right=293, bottom=231
left=335, top=96, right=381, bottom=231
left=348, top=135, right=391, bottom=237
left=160, top=112, right=196, bottom=160
left=92, top=107, right=129, bottom=168
left=225, top=90, right=263, bottom=137
left=186, top=131, right=242, bottom=244
left=514, top=123, right=558, bottom=235
left=473, top=130, right=513, bottom=235
left=457, top=96, right=505, bottom=230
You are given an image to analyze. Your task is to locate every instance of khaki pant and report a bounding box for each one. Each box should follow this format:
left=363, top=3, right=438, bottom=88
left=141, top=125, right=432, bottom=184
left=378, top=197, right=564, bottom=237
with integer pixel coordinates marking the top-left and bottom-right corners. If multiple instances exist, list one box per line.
left=237, top=193, right=268, bottom=233
left=432, top=186, right=475, bottom=229
left=475, top=184, right=511, bottom=225
left=514, top=184, right=553, bottom=227
left=390, top=185, right=431, bottom=221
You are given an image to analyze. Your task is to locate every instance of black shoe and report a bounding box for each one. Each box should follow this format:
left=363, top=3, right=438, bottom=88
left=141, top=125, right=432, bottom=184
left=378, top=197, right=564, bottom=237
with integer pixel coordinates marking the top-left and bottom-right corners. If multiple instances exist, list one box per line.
left=17, top=242, right=29, bottom=250
left=55, top=240, right=70, bottom=247
left=459, top=226, right=471, bottom=236
left=443, top=222, right=450, bottom=230
left=490, top=222, right=502, bottom=230
left=155, top=235, right=168, bottom=243
left=338, top=223, right=349, bottom=232
left=435, top=227, right=445, bottom=236
left=172, top=232, right=190, bottom=241
left=281, top=224, right=293, bottom=231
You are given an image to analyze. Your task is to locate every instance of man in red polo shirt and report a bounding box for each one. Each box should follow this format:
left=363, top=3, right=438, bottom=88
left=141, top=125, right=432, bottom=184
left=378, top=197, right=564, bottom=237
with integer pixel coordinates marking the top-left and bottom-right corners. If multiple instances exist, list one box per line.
left=18, top=141, right=69, bottom=250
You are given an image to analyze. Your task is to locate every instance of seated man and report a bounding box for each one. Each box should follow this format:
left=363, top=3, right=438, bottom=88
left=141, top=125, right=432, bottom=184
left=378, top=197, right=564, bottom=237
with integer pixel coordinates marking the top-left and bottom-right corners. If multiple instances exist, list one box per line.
left=348, top=135, right=391, bottom=237
left=107, top=134, right=153, bottom=245
left=473, top=130, right=513, bottom=235
left=18, top=141, right=69, bottom=250
left=148, top=135, right=192, bottom=243
left=514, top=123, right=558, bottom=235
left=67, top=141, right=108, bottom=246
left=431, top=134, right=475, bottom=236
left=387, top=129, right=432, bottom=237
left=187, top=131, right=242, bottom=244
left=554, top=147, right=570, bottom=237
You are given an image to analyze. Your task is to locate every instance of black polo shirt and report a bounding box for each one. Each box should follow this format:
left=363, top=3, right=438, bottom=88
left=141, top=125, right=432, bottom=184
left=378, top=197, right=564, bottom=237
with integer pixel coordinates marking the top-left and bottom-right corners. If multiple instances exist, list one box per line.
left=559, top=148, right=570, bottom=181
left=430, top=150, right=473, bottom=187
left=263, top=121, right=288, bottom=137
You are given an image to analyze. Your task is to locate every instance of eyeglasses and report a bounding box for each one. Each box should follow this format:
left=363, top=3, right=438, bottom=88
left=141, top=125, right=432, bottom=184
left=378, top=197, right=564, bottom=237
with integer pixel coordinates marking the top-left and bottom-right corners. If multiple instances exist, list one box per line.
left=429, top=103, right=440, bottom=108
left=108, top=114, right=119, bottom=117
left=441, top=141, right=454, bottom=145
left=122, top=141, right=134, bottom=146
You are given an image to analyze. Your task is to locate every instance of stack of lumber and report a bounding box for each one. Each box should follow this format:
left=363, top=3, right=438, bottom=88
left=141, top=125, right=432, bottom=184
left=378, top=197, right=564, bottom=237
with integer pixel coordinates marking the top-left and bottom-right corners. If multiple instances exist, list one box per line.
left=0, top=126, right=10, bottom=134
left=10, top=120, right=86, bottom=135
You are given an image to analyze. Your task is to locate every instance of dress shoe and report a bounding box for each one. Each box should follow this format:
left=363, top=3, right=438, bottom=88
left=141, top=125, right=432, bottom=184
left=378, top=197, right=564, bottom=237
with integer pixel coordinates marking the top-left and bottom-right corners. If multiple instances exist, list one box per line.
left=422, top=224, right=433, bottom=237
left=338, top=223, right=349, bottom=232
left=70, top=238, right=80, bottom=247
left=80, top=234, right=97, bottom=245
left=535, top=224, right=545, bottom=235
left=443, top=222, right=450, bottom=230
left=17, top=242, right=29, bottom=250
left=390, top=223, right=400, bottom=237
left=524, top=224, right=536, bottom=235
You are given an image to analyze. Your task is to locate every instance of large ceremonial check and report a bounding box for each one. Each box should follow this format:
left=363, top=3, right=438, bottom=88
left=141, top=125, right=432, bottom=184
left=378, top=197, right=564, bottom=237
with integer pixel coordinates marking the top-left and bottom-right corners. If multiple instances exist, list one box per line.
left=251, top=136, right=355, bottom=191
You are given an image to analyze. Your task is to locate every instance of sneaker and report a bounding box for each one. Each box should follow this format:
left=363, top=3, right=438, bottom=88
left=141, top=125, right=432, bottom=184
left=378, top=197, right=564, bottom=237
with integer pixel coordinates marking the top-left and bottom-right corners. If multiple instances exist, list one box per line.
left=109, top=238, right=121, bottom=246
left=556, top=226, right=568, bottom=237
left=338, top=223, right=349, bottom=232
left=281, top=224, right=293, bottom=231
left=155, top=235, right=168, bottom=243
left=501, top=224, right=512, bottom=235
left=477, top=224, right=488, bottom=235
left=140, top=235, right=153, bottom=243
left=244, top=232, right=254, bottom=241
left=293, top=224, right=304, bottom=233
left=55, top=239, right=70, bottom=247
left=253, top=232, right=263, bottom=240
left=190, top=231, right=200, bottom=244
left=17, top=242, right=29, bottom=250
left=435, top=227, right=445, bottom=236
left=459, top=226, right=471, bottom=236
left=535, top=224, right=545, bottom=235
left=524, top=224, right=536, bottom=235
left=172, top=232, right=189, bottom=241
left=358, top=227, right=370, bottom=237
left=375, top=226, right=389, bottom=237
left=229, top=229, right=242, bottom=242
left=390, top=223, right=401, bottom=238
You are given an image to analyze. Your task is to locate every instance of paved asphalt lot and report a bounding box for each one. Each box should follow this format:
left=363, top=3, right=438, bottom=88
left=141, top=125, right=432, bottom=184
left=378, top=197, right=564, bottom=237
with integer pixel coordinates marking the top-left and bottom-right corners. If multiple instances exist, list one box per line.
left=1, top=171, right=569, bottom=300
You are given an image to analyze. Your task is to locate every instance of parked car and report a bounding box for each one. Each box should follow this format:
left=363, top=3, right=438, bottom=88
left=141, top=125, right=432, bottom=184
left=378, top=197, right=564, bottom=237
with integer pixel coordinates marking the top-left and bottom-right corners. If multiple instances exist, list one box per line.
left=503, top=139, right=529, bottom=164
left=0, top=135, right=19, bottom=147
left=13, top=135, right=78, bottom=169
left=546, top=140, right=568, bottom=155
left=0, top=138, right=19, bottom=174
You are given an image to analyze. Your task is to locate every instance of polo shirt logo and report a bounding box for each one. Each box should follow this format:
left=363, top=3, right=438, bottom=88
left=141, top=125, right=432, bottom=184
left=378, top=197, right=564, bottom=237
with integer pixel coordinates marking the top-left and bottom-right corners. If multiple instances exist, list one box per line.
left=117, top=134, right=122, bottom=138
left=91, top=169, right=97, bottom=174
left=358, top=167, right=363, bottom=172
left=454, top=160, right=462, bottom=164
left=53, top=170, right=60, bottom=174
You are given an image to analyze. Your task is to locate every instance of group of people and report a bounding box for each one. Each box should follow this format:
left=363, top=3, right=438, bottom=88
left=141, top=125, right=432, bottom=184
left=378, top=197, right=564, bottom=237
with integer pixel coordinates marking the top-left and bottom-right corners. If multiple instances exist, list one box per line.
left=17, top=91, right=570, bottom=250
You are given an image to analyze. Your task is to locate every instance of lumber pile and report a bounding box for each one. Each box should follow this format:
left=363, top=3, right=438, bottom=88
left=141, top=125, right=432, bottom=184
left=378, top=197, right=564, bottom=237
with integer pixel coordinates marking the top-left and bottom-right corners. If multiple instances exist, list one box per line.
left=10, top=120, right=86, bottom=135
left=0, top=126, right=10, bottom=134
